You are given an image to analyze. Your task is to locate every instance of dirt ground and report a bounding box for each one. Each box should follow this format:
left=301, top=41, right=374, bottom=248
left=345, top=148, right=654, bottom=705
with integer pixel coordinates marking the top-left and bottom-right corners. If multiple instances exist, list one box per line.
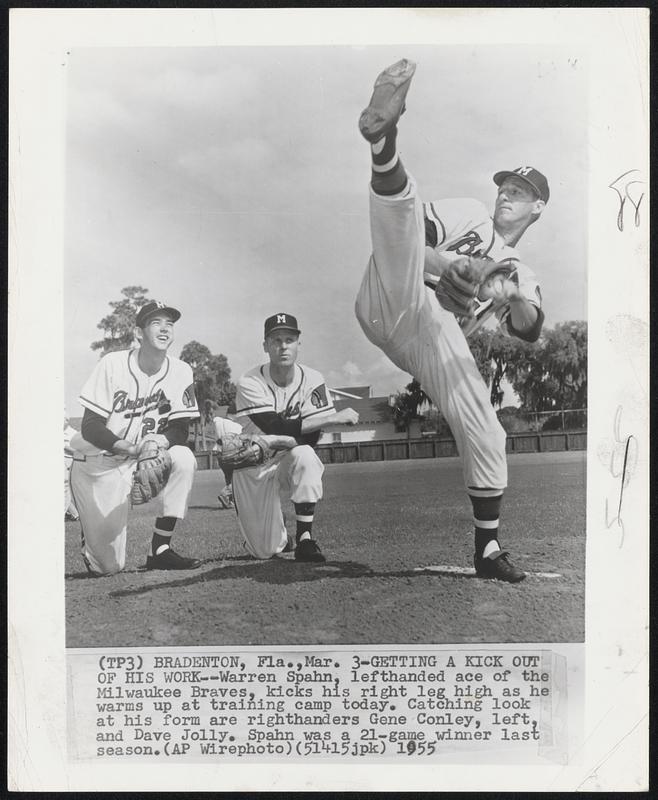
left=65, top=451, right=586, bottom=647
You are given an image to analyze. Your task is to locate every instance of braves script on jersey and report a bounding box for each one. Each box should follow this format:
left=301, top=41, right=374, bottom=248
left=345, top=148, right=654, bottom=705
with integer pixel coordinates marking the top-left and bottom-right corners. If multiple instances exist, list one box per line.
left=234, top=363, right=334, bottom=434
left=423, top=198, right=542, bottom=334
left=76, top=350, right=199, bottom=455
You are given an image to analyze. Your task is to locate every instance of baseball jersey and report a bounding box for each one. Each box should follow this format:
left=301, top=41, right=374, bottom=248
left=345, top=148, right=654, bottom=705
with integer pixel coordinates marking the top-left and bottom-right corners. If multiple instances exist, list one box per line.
left=234, top=363, right=334, bottom=437
left=75, top=349, right=199, bottom=455
left=423, top=198, right=542, bottom=336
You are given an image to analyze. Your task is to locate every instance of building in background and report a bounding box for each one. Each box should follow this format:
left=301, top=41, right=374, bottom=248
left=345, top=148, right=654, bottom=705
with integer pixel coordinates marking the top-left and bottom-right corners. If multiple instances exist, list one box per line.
left=321, top=386, right=422, bottom=444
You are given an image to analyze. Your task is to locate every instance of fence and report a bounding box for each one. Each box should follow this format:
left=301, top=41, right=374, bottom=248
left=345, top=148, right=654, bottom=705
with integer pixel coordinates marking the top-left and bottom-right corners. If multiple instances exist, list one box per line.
left=498, top=407, right=587, bottom=433
left=193, top=429, right=587, bottom=470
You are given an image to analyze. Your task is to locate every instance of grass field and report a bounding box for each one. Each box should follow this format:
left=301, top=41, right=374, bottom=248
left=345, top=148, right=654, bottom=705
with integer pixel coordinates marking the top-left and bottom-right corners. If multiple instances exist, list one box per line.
left=65, top=451, right=586, bottom=648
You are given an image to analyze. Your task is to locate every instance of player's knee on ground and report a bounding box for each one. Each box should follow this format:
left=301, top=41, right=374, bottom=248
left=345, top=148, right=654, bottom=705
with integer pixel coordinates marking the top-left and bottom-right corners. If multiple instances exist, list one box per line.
left=84, top=547, right=125, bottom=576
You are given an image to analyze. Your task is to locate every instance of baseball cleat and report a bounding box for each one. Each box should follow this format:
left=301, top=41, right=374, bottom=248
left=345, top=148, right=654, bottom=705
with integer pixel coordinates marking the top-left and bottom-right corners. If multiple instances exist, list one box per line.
left=359, top=58, right=417, bottom=143
left=474, top=551, right=526, bottom=583
left=217, top=493, right=234, bottom=509
left=295, top=538, right=326, bottom=563
left=281, top=535, right=295, bottom=554
left=145, top=547, right=202, bottom=571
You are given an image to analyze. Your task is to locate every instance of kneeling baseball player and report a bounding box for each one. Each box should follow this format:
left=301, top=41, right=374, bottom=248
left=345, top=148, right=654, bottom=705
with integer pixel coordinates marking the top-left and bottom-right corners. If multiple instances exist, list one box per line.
left=356, top=60, right=549, bottom=582
left=218, top=313, right=358, bottom=562
left=69, top=301, right=201, bottom=576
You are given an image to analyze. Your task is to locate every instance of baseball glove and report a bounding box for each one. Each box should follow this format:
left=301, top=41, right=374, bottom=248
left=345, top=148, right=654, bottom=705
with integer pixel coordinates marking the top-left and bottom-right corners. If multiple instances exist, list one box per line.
left=215, top=433, right=273, bottom=471
left=435, top=257, right=483, bottom=317
left=130, top=440, right=172, bottom=505
left=436, top=257, right=519, bottom=318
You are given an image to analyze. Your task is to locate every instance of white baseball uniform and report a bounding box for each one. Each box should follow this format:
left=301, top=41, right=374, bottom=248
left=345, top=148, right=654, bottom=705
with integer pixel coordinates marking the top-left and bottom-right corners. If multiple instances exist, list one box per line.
left=69, top=348, right=199, bottom=574
left=355, top=177, right=542, bottom=495
left=232, top=363, right=333, bottom=559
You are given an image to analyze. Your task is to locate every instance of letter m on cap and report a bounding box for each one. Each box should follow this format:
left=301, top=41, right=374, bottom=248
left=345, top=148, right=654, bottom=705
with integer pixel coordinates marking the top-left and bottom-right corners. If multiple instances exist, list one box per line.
left=277, top=314, right=287, bottom=324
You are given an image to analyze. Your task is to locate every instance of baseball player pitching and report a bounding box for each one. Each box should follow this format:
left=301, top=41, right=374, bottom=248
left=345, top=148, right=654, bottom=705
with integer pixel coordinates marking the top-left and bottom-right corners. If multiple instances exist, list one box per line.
left=356, top=59, right=549, bottom=582
left=232, top=313, right=359, bottom=562
left=69, top=301, right=201, bottom=575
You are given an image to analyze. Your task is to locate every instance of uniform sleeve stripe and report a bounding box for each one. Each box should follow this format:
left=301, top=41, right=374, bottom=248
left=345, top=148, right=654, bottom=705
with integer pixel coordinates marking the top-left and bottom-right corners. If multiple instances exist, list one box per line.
left=482, top=224, right=497, bottom=256
left=169, top=410, right=200, bottom=420
left=427, top=202, right=446, bottom=245
left=237, top=403, right=274, bottom=413
left=79, top=396, right=111, bottom=416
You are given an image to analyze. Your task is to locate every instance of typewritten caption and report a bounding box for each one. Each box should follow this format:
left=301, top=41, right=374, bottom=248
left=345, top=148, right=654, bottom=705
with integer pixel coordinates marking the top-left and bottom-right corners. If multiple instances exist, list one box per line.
left=68, top=648, right=573, bottom=763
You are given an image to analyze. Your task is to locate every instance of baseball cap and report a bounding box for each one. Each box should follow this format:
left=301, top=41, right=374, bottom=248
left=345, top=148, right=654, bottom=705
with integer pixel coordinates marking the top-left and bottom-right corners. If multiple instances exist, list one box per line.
left=136, top=301, right=181, bottom=328
left=493, top=167, right=550, bottom=203
left=264, top=312, right=301, bottom=338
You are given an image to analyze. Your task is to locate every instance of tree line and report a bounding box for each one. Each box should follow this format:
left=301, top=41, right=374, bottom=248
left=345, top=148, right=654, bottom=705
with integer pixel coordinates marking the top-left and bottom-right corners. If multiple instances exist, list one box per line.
left=91, top=287, right=587, bottom=441
left=392, top=321, right=587, bottom=433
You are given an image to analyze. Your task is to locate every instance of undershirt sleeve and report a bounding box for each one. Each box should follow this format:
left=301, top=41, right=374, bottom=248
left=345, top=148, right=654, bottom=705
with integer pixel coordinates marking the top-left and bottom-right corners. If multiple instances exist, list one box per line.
left=506, top=307, right=545, bottom=343
left=248, top=412, right=302, bottom=438
left=80, top=408, right=120, bottom=451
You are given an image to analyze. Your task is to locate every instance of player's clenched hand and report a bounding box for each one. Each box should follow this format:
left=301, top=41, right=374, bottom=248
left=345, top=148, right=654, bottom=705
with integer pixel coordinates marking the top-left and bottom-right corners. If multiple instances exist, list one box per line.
left=112, top=439, right=139, bottom=458
left=477, top=265, right=520, bottom=309
left=335, top=408, right=359, bottom=426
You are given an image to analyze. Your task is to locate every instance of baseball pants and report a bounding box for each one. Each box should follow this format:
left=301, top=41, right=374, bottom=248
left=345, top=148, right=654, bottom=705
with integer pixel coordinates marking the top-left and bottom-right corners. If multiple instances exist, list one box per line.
left=64, top=453, right=74, bottom=515
left=232, top=445, right=324, bottom=559
left=69, top=445, right=197, bottom=575
left=355, top=177, right=507, bottom=493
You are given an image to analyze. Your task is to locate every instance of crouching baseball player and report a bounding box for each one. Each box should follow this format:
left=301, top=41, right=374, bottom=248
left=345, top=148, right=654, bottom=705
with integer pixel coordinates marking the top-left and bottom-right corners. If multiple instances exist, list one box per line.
left=226, top=314, right=359, bottom=562
left=69, top=301, right=201, bottom=576
left=356, top=60, right=549, bottom=582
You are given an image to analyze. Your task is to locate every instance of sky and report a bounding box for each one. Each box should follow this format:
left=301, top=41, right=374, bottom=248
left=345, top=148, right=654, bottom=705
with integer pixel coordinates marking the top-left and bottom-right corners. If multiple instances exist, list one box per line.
left=64, top=44, right=587, bottom=414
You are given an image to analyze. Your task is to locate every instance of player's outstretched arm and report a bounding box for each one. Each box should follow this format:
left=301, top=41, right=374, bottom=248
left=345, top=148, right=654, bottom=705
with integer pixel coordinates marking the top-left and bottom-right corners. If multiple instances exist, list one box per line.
left=506, top=296, right=543, bottom=341
left=477, top=263, right=543, bottom=341
left=81, top=407, right=138, bottom=457
left=260, top=434, right=298, bottom=450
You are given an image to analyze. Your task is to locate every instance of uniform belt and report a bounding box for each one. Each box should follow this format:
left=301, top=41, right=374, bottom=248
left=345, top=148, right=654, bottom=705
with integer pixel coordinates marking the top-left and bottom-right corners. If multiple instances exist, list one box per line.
left=424, top=279, right=438, bottom=291
left=72, top=452, right=129, bottom=463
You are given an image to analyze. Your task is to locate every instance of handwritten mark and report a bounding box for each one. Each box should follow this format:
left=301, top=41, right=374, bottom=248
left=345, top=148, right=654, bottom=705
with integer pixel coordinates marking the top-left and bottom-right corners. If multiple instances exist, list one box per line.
left=602, top=406, right=638, bottom=548
left=608, top=170, right=645, bottom=231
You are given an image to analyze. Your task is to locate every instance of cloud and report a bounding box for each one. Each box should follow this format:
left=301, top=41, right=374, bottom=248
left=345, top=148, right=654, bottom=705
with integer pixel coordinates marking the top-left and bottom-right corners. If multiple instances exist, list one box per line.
left=327, top=354, right=410, bottom=397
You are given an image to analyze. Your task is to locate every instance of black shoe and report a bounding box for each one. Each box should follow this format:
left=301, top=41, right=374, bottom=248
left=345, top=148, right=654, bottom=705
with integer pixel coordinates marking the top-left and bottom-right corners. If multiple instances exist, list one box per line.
left=146, top=547, right=202, bottom=571
left=474, top=551, right=526, bottom=583
left=217, top=493, right=233, bottom=509
left=359, top=58, right=417, bottom=143
left=281, top=535, right=295, bottom=554
left=295, top=538, right=326, bottom=563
